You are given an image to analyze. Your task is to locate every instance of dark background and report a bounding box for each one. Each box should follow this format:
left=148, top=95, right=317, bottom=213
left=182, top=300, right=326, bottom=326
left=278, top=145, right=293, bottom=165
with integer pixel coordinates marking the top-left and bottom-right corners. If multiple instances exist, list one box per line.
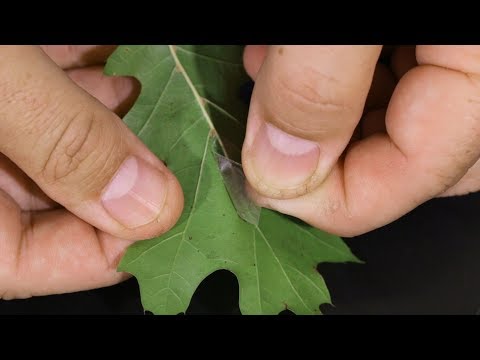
left=1, top=77, right=480, bottom=315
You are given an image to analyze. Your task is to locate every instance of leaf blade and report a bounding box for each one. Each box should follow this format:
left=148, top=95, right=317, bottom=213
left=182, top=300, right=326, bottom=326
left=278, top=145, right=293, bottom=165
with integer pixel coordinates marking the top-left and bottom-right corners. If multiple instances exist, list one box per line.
left=107, top=45, right=360, bottom=315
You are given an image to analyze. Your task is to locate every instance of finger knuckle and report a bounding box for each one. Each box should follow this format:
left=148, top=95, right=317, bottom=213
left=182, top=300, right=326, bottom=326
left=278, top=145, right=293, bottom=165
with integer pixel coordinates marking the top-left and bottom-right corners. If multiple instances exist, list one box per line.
left=39, top=107, right=101, bottom=185
left=275, top=68, right=350, bottom=115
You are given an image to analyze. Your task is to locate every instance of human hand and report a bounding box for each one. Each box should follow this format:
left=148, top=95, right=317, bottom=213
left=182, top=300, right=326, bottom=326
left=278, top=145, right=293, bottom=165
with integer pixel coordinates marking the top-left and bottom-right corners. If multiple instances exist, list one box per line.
left=242, top=45, right=480, bottom=237
left=0, top=46, right=183, bottom=299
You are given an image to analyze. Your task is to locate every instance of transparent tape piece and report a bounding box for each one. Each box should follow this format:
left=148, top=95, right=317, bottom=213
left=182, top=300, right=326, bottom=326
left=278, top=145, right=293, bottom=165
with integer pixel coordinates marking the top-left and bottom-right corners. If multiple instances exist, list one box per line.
left=214, top=153, right=261, bottom=226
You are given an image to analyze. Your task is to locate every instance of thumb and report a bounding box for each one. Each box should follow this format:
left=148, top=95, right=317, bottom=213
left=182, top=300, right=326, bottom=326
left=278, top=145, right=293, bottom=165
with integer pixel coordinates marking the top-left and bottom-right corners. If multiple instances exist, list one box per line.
left=242, top=45, right=381, bottom=199
left=0, top=46, right=183, bottom=240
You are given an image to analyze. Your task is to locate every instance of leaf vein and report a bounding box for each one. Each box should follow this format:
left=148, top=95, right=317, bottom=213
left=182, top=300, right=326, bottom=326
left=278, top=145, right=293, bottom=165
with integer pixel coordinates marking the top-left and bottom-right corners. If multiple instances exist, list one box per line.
left=168, top=45, right=229, bottom=157
left=166, top=116, right=203, bottom=156
left=256, top=226, right=310, bottom=313
left=165, top=135, right=211, bottom=309
left=293, top=222, right=352, bottom=258
left=138, top=65, right=176, bottom=137
left=173, top=271, right=193, bottom=287
left=121, top=232, right=182, bottom=267
left=176, top=46, right=243, bottom=66
left=202, top=97, right=244, bottom=128
left=285, top=263, right=328, bottom=300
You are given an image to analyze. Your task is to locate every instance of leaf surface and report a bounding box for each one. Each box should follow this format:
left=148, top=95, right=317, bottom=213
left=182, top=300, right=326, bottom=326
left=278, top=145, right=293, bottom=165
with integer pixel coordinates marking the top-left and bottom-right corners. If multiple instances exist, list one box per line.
left=105, top=45, right=359, bottom=315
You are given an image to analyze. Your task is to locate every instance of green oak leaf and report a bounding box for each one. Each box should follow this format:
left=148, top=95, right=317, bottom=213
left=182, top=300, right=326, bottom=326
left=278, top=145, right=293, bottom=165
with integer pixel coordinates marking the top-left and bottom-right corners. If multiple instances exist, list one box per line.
left=105, top=45, right=360, bottom=315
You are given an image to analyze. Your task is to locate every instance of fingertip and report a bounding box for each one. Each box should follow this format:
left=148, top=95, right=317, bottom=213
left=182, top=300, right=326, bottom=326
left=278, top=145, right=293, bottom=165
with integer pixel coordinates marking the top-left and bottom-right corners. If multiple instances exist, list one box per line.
left=67, top=66, right=141, bottom=117
left=243, top=45, right=268, bottom=80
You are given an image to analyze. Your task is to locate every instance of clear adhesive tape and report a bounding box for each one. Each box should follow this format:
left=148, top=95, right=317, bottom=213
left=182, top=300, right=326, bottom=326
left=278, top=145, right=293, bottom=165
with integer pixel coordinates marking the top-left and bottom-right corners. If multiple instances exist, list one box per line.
left=214, top=152, right=261, bottom=226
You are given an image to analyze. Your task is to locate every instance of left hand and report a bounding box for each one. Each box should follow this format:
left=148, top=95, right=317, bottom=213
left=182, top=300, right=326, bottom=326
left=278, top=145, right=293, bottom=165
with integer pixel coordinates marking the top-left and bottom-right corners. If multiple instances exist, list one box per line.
left=0, top=46, right=184, bottom=299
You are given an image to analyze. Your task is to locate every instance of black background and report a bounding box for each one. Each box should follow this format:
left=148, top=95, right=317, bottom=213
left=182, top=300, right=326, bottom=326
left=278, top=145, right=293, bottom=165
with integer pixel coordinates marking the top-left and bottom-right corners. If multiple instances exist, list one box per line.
left=1, top=76, right=480, bottom=315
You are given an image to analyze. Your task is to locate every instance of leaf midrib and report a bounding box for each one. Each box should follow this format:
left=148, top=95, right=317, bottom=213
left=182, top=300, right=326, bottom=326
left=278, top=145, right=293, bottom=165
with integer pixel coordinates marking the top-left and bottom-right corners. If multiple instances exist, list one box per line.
left=175, top=46, right=243, bottom=66
left=170, top=45, right=313, bottom=313
left=161, top=45, right=233, bottom=311
left=168, top=45, right=229, bottom=157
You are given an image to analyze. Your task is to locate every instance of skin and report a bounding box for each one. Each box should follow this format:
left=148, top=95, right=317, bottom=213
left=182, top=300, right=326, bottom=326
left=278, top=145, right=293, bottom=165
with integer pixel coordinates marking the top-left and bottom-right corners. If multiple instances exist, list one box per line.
left=0, top=46, right=184, bottom=299
left=2, top=45, right=480, bottom=299
left=242, top=45, right=480, bottom=237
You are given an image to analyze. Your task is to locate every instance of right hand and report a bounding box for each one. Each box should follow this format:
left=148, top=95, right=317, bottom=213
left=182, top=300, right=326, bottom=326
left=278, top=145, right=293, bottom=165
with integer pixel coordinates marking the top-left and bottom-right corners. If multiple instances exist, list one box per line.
left=242, top=45, right=480, bottom=237
left=0, top=46, right=184, bottom=299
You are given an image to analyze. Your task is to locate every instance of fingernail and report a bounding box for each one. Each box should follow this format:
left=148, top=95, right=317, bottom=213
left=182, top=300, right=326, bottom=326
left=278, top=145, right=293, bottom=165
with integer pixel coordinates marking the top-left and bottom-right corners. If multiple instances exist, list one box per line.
left=248, top=121, right=320, bottom=190
left=101, top=156, right=167, bottom=229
